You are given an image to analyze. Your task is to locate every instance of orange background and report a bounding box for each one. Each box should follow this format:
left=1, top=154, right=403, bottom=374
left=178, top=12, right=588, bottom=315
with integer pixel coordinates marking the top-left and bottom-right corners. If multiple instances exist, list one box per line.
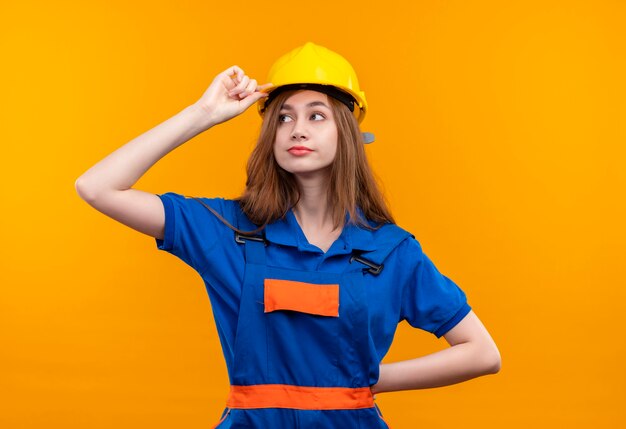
left=2, top=1, right=625, bottom=427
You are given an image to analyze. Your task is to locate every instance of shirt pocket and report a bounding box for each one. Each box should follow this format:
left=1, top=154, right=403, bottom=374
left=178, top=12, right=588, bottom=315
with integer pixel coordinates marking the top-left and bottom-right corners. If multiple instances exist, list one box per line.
left=264, top=278, right=339, bottom=317
left=263, top=277, right=342, bottom=385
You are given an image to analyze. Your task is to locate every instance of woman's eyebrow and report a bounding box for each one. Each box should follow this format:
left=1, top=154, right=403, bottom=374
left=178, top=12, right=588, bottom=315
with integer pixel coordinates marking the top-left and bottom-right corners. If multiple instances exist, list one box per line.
left=280, top=101, right=330, bottom=110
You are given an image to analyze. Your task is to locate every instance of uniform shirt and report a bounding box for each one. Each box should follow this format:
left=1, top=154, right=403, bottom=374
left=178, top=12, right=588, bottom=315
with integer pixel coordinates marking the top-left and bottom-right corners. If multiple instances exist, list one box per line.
left=155, top=192, right=471, bottom=379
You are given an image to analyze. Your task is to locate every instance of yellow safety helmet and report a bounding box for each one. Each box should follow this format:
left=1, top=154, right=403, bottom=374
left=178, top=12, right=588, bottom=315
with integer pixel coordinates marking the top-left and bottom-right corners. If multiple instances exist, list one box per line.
left=258, top=42, right=368, bottom=124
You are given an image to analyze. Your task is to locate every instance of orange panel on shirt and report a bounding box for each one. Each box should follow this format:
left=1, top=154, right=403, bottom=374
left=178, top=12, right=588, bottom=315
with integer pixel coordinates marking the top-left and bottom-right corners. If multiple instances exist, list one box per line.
left=264, top=279, right=339, bottom=317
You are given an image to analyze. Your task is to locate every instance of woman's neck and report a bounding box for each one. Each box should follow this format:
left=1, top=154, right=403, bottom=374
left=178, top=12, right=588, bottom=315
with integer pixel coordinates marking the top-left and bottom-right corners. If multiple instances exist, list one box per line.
left=293, top=172, right=337, bottom=232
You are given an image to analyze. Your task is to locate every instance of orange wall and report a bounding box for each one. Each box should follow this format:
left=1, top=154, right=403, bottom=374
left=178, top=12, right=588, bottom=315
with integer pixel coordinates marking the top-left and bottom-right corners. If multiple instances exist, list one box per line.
left=2, top=1, right=625, bottom=427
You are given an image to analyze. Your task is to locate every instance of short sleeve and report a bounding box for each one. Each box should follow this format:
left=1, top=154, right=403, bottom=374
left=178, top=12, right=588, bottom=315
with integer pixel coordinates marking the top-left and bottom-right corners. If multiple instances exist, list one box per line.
left=401, top=239, right=472, bottom=337
left=155, top=192, right=235, bottom=274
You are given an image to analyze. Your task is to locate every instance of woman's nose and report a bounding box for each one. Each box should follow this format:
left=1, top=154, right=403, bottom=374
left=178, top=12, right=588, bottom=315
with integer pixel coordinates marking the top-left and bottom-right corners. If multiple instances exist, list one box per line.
left=290, top=121, right=308, bottom=141
left=291, top=131, right=307, bottom=141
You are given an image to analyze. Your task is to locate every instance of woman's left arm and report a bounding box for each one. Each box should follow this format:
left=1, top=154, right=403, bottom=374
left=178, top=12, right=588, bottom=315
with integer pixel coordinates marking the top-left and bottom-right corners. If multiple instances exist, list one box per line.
left=371, top=310, right=501, bottom=394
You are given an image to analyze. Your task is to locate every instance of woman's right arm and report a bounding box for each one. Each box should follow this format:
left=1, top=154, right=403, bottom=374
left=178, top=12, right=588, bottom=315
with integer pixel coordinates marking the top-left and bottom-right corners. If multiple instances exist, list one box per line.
left=74, top=66, right=270, bottom=240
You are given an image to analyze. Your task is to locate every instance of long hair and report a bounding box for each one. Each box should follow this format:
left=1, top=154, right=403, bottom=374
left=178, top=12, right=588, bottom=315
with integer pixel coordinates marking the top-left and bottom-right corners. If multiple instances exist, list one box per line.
left=191, top=89, right=395, bottom=233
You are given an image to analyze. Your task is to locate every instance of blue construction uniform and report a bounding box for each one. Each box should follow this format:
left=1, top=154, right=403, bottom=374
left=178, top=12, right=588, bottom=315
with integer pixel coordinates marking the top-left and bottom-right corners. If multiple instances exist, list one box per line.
left=155, top=192, right=471, bottom=428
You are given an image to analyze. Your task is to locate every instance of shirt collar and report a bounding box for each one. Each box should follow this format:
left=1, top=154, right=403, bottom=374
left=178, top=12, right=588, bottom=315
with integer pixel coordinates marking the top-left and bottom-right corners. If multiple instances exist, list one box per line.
left=264, top=207, right=377, bottom=253
left=263, top=209, right=299, bottom=247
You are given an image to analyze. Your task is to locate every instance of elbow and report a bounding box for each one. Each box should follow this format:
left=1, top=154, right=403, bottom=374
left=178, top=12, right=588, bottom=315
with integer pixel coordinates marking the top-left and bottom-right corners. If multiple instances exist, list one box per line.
left=75, top=177, right=91, bottom=201
left=466, top=339, right=501, bottom=376
left=482, top=344, right=502, bottom=375
left=75, top=177, right=99, bottom=203
left=486, top=355, right=501, bottom=375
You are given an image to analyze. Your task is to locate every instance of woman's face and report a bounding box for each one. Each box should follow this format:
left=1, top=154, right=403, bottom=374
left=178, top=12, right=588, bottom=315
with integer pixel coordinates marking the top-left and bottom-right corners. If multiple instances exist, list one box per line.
left=273, top=90, right=338, bottom=178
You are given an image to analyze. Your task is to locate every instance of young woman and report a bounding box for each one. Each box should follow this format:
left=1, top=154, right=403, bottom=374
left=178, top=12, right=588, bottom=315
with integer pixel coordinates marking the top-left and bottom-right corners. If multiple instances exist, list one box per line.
left=76, top=42, right=500, bottom=428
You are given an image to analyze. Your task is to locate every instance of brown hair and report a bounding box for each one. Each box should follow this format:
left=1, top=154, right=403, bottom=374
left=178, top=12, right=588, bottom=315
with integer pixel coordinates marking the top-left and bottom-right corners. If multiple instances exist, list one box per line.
left=191, top=89, right=394, bottom=233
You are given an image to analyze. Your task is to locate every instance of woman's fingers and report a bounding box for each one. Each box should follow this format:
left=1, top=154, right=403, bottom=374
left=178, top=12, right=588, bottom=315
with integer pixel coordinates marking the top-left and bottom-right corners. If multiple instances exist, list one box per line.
left=236, top=78, right=258, bottom=99
left=231, top=79, right=273, bottom=100
left=194, top=65, right=271, bottom=125
left=237, top=87, right=269, bottom=110
left=257, top=83, right=274, bottom=92
left=197, top=65, right=272, bottom=124
left=229, top=75, right=250, bottom=97
left=223, top=65, right=244, bottom=82
left=219, top=66, right=273, bottom=100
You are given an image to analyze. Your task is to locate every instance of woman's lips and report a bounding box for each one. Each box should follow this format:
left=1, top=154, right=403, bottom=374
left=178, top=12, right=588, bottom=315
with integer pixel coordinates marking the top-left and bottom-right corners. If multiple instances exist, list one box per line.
left=288, top=146, right=313, bottom=156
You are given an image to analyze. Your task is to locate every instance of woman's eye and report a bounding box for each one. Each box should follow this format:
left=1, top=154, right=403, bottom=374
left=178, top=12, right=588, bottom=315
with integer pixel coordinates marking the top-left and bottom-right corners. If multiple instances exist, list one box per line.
left=278, top=113, right=324, bottom=122
left=278, top=114, right=292, bottom=123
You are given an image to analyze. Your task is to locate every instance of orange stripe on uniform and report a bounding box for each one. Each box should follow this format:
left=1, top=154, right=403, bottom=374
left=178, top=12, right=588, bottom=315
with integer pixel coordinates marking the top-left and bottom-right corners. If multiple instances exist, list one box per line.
left=226, top=384, right=374, bottom=410
left=264, top=279, right=339, bottom=317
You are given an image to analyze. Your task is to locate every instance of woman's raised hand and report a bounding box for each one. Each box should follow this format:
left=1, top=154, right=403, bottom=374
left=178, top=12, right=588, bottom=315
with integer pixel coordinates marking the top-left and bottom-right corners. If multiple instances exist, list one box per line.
left=194, top=65, right=272, bottom=127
